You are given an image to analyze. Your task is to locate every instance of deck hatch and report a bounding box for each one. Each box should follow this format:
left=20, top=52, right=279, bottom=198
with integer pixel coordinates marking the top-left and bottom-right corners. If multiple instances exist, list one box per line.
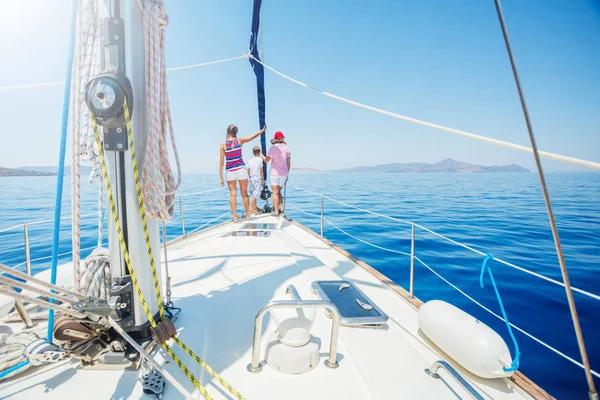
left=242, top=223, right=276, bottom=230
left=312, top=280, right=388, bottom=326
left=228, top=230, right=271, bottom=237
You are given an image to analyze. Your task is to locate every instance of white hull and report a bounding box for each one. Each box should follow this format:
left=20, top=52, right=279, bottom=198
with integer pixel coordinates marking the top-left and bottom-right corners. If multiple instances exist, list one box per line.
left=0, top=215, right=547, bottom=399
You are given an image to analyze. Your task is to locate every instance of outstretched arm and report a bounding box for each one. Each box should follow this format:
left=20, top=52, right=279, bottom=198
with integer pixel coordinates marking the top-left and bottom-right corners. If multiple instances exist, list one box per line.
left=260, top=149, right=271, bottom=163
left=239, top=124, right=267, bottom=145
left=219, top=144, right=225, bottom=186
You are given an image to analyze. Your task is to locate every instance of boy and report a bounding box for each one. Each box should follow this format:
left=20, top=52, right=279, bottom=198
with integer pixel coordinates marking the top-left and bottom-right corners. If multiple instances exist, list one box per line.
left=247, top=146, right=264, bottom=214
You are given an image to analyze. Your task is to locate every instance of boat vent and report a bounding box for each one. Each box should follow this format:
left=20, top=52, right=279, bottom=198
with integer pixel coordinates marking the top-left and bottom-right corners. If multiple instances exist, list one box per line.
left=228, top=230, right=271, bottom=237
left=242, top=223, right=276, bottom=230
left=312, top=280, right=388, bottom=327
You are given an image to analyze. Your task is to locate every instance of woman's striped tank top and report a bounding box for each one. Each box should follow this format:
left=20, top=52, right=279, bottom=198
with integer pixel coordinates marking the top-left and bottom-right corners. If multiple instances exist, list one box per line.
left=225, top=138, right=245, bottom=171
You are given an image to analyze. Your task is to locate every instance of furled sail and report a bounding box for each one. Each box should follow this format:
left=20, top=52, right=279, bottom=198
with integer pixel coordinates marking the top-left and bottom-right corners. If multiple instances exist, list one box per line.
left=249, top=0, right=267, bottom=181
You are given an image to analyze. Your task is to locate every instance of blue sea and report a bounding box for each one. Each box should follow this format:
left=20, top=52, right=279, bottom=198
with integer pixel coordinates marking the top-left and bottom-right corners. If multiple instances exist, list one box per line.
left=0, top=173, right=598, bottom=399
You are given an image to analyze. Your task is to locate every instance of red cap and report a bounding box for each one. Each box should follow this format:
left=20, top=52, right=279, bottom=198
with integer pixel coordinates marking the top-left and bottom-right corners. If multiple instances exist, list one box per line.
left=274, top=131, right=285, bottom=139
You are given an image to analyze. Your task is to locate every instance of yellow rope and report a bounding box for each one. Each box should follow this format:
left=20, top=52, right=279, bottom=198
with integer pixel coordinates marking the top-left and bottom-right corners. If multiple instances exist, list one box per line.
left=91, top=99, right=245, bottom=400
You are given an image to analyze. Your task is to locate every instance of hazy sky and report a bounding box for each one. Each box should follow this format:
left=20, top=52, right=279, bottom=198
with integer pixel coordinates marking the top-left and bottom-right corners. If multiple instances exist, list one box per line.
left=0, top=0, right=599, bottom=173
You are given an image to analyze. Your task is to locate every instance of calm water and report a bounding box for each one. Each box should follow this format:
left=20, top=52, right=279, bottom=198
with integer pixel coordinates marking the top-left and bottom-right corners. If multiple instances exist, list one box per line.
left=0, top=173, right=598, bottom=399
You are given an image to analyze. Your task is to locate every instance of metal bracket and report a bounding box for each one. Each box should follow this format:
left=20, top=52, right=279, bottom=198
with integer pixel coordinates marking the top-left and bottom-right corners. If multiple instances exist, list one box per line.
left=102, top=126, right=128, bottom=151
left=74, top=296, right=113, bottom=318
left=110, top=276, right=135, bottom=329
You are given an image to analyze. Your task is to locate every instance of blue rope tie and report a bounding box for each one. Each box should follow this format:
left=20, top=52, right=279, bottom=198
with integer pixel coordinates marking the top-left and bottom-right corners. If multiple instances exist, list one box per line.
left=47, top=0, right=78, bottom=342
left=480, top=254, right=521, bottom=372
left=0, top=360, right=29, bottom=379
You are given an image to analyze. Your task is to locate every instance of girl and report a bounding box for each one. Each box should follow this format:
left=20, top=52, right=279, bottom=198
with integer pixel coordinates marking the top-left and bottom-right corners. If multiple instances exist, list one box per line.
left=220, top=124, right=266, bottom=221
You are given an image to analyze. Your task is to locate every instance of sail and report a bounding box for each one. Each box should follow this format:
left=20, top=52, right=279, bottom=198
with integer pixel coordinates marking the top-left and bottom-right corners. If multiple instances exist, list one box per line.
left=249, top=0, right=267, bottom=181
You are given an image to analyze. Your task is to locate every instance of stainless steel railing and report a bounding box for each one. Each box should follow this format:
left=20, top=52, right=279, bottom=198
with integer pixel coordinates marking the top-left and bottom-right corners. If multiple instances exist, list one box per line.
left=0, top=188, right=229, bottom=275
left=425, top=360, right=484, bottom=400
left=288, top=186, right=600, bottom=382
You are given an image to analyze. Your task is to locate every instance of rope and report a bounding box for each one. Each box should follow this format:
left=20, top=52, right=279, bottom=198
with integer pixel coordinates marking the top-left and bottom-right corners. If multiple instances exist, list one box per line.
left=292, top=187, right=600, bottom=302
left=0, top=55, right=250, bottom=92
left=414, top=255, right=600, bottom=379
left=187, top=211, right=232, bottom=236
left=250, top=56, right=600, bottom=170
left=79, top=248, right=111, bottom=300
left=178, top=187, right=227, bottom=197
left=141, top=0, right=182, bottom=221
left=48, top=0, right=78, bottom=342
left=7, top=244, right=100, bottom=271
left=290, top=201, right=598, bottom=377
left=322, top=216, right=412, bottom=257
left=479, top=254, right=520, bottom=372
left=92, top=99, right=244, bottom=399
left=0, top=224, right=24, bottom=234
left=0, top=324, right=47, bottom=381
left=70, top=0, right=103, bottom=291
left=293, top=186, right=413, bottom=226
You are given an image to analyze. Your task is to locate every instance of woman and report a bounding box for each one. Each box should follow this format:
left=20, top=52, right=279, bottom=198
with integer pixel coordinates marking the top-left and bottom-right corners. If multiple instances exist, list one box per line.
left=220, top=124, right=267, bottom=221
left=260, top=131, right=291, bottom=216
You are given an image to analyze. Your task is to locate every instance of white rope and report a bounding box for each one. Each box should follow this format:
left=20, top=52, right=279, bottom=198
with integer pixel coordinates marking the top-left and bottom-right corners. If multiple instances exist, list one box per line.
left=294, top=186, right=413, bottom=226
left=187, top=211, right=231, bottom=235
left=0, top=55, right=249, bottom=92
left=79, top=247, right=111, bottom=300
left=292, top=187, right=600, bottom=302
left=166, top=54, right=249, bottom=72
left=0, top=324, right=47, bottom=381
left=0, top=212, right=97, bottom=229
left=7, top=244, right=100, bottom=271
left=288, top=204, right=321, bottom=219
left=414, top=256, right=600, bottom=379
left=291, top=200, right=600, bottom=376
left=323, top=216, right=412, bottom=257
left=70, top=0, right=103, bottom=290
left=140, top=0, right=182, bottom=221
left=413, top=223, right=600, bottom=301
left=251, top=56, right=600, bottom=170
left=0, top=224, right=24, bottom=234
left=178, top=187, right=227, bottom=197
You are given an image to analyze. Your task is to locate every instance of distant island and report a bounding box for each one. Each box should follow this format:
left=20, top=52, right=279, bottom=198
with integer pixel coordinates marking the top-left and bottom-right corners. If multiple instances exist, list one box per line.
left=0, top=167, right=56, bottom=177
left=332, top=158, right=529, bottom=173
left=292, top=168, right=324, bottom=174
left=0, top=165, right=95, bottom=177
left=292, top=159, right=529, bottom=174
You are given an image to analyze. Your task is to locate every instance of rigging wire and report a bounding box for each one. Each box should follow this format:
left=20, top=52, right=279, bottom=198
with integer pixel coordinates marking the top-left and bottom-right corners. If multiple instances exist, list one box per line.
left=0, top=54, right=250, bottom=91
left=492, top=0, right=597, bottom=396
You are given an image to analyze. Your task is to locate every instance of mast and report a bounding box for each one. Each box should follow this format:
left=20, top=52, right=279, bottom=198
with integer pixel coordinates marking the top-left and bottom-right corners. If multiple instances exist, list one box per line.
left=89, top=0, right=162, bottom=338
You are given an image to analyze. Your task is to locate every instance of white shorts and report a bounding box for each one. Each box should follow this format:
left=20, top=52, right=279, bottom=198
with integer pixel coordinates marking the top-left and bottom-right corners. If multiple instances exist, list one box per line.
left=270, top=175, right=288, bottom=187
left=227, top=169, right=248, bottom=181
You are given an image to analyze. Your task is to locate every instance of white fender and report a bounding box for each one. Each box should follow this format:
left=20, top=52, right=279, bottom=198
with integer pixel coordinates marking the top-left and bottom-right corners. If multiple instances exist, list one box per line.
left=419, top=300, right=514, bottom=379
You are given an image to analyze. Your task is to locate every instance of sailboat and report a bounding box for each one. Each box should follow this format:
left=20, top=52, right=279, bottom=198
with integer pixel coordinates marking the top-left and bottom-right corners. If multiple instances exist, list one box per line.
left=0, top=0, right=598, bottom=399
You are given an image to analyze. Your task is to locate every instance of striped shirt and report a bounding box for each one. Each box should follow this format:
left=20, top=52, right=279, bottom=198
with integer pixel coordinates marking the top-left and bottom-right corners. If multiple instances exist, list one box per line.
left=224, top=138, right=245, bottom=171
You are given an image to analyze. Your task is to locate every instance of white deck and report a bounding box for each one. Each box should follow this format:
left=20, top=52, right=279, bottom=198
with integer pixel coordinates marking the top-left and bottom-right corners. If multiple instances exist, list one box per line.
left=0, top=215, right=535, bottom=399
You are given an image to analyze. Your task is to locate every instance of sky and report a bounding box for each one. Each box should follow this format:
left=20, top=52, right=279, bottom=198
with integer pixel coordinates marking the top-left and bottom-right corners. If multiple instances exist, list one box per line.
left=0, top=0, right=599, bottom=173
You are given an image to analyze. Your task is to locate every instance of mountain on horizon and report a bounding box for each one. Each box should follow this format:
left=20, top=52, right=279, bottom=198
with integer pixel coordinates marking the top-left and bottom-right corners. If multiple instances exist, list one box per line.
left=0, top=167, right=56, bottom=177
left=333, top=158, right=529, bottom=173
left=17, top=166, right=94, bottom=175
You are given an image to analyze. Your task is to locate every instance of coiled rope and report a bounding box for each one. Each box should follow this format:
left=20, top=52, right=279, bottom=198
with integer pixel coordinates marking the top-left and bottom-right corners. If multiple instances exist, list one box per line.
left=0, top=324, right=47, bottom=381
left=140, top=0, right=182, bottom=221
left=79, top=248, right=111, bottom=300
